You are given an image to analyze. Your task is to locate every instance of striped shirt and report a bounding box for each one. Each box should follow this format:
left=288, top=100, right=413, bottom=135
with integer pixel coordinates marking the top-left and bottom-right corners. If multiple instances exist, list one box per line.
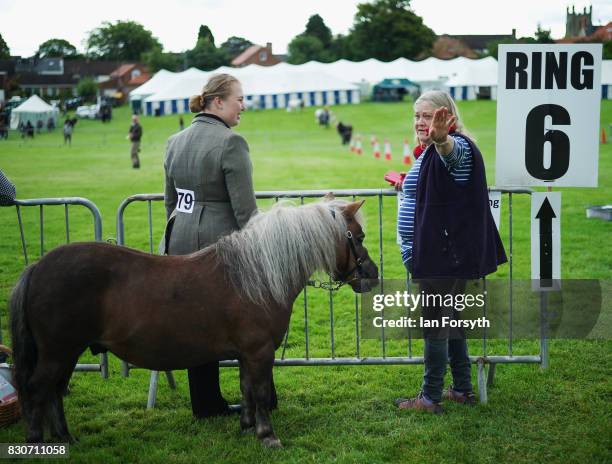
left=397, top=135, right=473, bottom=265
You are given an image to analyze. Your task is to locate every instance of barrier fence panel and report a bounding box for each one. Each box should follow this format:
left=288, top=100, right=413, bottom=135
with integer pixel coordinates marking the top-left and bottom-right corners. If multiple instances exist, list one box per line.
left=1, top=198, right=109, bottom=378
left=116, top=188, right=540, bottom=405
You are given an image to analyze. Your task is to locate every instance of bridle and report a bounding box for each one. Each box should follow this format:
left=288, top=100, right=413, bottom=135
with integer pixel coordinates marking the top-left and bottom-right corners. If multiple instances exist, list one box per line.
left=307, top=226, right=367, bottom=292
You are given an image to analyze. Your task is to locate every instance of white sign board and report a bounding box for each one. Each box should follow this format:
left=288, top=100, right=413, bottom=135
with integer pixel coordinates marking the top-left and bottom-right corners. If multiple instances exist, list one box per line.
left=496, top=44, right=601, bottom=187
left=531, top=192, right=561, bottom=284
left=488, top=191, right=502, bottom=230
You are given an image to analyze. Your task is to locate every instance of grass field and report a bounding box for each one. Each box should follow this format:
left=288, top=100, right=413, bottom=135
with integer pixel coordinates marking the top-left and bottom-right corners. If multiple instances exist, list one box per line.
left=0, top=100, right=610, bottom=463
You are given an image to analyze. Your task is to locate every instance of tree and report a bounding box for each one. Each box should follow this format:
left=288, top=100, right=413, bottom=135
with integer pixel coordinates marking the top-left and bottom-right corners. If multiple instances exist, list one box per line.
left=287, top=14, right=336, bottom=63
left=185, top=37, right=227, bottom=70
left=198, top=25, right=215, bottom=46
left=535, top=24, right=554, bottom=44
left=329, top=34, right=356, bottom=60
left=76, top=77, right=97, bottom=101
left=305, top=14, right=332, bottom=49
left=36, top=39, right=78, bottom=58
left=349, top=0, right=435, bottom=61
left=220, top=36, right=252, bottom=60
left=604, top=41, right=612, bottom=60
left=288, top=35, right=327, bottom=64
left=0, top=33, right=10, bottom=59
left=86, top=20, right=161, bottom=61
left=142, top=49, right=183, bottom=72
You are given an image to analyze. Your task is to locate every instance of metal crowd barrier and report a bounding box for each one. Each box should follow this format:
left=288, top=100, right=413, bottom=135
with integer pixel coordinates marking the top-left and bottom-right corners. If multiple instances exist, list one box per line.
left=1, top=198, right=109, bottom=378
left=116, top=187, right=541, bottom=406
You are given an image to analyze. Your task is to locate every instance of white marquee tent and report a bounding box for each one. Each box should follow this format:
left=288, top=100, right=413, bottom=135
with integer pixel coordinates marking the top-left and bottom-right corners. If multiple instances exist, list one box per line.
left=140, top=64, right=360, bottom=116
left=9, top=95, right=59, bottom=129
left=444, top=57, right=499, bottom=100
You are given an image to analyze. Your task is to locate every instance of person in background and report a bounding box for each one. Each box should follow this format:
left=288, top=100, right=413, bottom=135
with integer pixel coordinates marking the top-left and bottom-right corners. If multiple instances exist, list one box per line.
left=394, top=90, right=506, bottom=414
left=128, top=115, right=143, bottom=168
left=161, top=73, right=276, bottom=418
left=318, top=106, right=330, bottom=128
left=63, top=119, right=73, bottom=146
left=179, top=116, right=184, bottom=131
left=25, top=121, right=34, bottom=138
left=0, top=115, right=8, bottom=140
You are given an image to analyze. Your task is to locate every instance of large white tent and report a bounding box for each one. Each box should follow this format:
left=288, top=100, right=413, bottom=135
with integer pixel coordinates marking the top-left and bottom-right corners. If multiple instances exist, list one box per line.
left=444, top=57, right=499, bottom=100
left=9, top=95, right=59, bottom=129
left=133, top=57, right=498, bottom=115
left=141, top=64, right=360, bottom=116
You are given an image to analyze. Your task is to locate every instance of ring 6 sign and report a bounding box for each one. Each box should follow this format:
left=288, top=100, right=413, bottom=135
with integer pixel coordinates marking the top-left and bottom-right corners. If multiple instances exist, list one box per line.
left=495, top=44, right=602, bottom=187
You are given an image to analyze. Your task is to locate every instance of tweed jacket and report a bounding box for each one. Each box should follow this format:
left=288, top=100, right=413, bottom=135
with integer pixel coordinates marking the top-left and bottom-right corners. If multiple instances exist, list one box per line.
left=162, top=113, right=257, bottom=255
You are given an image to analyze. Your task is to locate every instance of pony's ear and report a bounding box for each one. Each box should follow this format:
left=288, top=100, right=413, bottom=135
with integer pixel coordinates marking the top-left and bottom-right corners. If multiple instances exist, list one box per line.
left=323, top=192, right=336, bottom=201
left=342, top=199, right=365, bottom=219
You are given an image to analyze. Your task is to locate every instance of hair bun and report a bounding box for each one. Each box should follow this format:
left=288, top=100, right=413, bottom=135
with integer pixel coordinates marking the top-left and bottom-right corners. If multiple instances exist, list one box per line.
left=188, top=94, right=203, bottom=113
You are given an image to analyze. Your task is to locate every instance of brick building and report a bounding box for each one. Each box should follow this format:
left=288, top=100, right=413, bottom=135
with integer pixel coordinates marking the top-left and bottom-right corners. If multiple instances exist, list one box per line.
left=231, top=43, right=281, bottom=67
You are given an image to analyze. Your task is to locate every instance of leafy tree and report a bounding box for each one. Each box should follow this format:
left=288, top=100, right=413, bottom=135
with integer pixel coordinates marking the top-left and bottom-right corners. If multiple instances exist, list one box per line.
left=142, top=49, right=183, bottom=72
left=288, top=35, right=333, bottom=64
left=349, top=0, right=435, bottom=61
left=86, top=20, right=161, bottom=61
left=185, top=37, right=227, bottom=70
left=220, top=36, right=252, bottom=60
left=329, top=34, right=356, bottom=60
left=36, top=39, right=78, bottom=58
left=535, top=24, right=554, bottom=44
left=0, top=33, right=10, bottom=59
left=76, top=77, right=97, bottom=101
left=604, top=41, right=612, bottom=59
left=198, top=25, right=215, bottom=46
left=305, top=14, right=332, bottom=48
left=288, top=14, right=336, bottom=63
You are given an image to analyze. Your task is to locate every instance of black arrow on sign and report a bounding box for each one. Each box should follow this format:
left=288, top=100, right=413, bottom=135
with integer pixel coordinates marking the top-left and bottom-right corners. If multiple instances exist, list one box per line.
left=536, top=197, right=556, bottom=287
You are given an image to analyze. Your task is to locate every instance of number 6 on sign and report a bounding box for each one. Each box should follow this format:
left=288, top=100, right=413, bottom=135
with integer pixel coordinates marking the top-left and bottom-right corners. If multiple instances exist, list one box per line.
left=176, top=188, right=195, bottom=213
left=525, top=104, right=570, bottom=181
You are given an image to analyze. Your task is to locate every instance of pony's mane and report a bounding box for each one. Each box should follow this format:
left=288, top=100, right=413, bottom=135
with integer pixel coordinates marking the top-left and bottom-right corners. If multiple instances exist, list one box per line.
left=214, top=199, right=363, bottom=308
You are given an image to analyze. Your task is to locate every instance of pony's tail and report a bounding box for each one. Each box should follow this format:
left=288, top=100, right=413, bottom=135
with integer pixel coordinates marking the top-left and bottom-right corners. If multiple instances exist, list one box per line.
left=9, top=264, right=38, bottom=414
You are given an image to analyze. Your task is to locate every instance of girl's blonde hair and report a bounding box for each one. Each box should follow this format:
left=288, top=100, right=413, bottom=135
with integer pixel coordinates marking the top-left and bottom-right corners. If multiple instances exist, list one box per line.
left=188, top=73, right=240, bottom=113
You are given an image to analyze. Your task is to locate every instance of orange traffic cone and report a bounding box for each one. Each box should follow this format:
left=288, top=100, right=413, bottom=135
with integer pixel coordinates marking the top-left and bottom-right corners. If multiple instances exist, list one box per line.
left=373, top=139, right=381, bottom=159
left=384, top=139, right=392, bottom=161
left=601, top=127, right=607, bottom=144
left=403, top=138, right=412, bottom=165
left=356, top=135, right=363, bottom=155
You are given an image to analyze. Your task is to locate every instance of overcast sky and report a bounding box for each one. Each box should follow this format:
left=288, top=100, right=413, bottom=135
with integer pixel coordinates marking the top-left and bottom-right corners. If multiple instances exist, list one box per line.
left=2, top=0, right=611, bottom=57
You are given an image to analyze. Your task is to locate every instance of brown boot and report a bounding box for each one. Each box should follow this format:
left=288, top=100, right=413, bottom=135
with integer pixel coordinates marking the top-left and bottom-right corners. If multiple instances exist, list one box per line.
left=395, top=392, right=443, bottom=414
left=444, top=386, right=477, bottom=405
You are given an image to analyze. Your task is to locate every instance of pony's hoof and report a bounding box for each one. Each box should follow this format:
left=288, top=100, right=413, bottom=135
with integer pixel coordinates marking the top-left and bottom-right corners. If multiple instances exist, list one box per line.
left=241, top=426, right=255, bottom=435
left=261, top=436, right=283, bottom=448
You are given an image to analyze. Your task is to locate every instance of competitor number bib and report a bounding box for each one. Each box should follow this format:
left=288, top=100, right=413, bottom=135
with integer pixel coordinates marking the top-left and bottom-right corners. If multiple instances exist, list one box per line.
left=176, top=188, right=195, bottom=213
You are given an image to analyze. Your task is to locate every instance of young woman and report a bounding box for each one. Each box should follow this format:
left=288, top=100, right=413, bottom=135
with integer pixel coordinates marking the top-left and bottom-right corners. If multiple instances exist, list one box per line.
left=162, top=74, right=276, bottom=417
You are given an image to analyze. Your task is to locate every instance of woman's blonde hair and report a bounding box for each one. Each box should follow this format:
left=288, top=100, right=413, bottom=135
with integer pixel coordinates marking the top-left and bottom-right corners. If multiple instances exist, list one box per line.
left=414, top=90, right=473, bottom=140
left=189, top=73, right=240, bottom=113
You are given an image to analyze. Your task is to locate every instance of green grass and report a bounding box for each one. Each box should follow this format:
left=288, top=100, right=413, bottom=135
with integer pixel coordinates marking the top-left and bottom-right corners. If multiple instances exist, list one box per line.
left=0, top=101, right=610, bottom=463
